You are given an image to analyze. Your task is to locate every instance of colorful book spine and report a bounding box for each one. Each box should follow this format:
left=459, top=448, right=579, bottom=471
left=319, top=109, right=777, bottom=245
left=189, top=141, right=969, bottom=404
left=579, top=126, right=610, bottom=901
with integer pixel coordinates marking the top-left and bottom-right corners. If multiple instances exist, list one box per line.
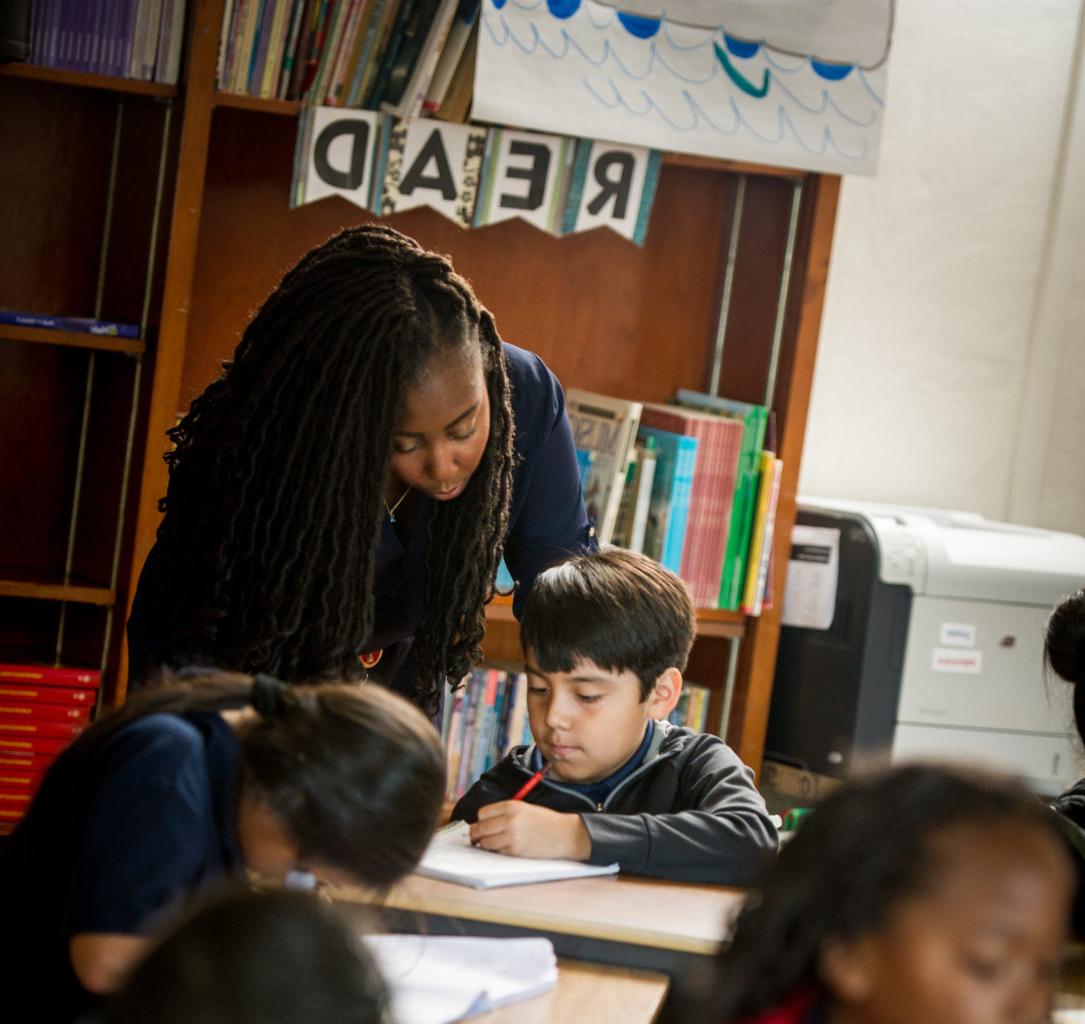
left=0, top=309, right=140, bottom=339
left=0, top=663, right=101, bottom=687
left=748, top=457, right=783, bottom=616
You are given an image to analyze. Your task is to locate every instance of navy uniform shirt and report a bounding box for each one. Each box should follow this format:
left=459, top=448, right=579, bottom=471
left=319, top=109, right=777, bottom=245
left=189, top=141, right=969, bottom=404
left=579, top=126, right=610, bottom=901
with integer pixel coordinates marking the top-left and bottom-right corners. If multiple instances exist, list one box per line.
left=0, top=711, right=242, bottom=1022
left=126, top=342, right=593, bottom=694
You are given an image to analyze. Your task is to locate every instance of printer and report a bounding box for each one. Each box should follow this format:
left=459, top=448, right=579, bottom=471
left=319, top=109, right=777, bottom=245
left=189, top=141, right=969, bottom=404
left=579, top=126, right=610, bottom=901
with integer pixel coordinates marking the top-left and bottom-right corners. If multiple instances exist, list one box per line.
left=764, top=498, right=1085, bottom=795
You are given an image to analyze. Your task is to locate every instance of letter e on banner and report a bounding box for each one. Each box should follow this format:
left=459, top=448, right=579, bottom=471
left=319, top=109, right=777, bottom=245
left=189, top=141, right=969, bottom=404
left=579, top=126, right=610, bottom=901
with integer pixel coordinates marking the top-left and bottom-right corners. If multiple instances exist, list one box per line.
left=303, top=107, right=382, bottom=209
left=475, top=129, right=572, bottom=234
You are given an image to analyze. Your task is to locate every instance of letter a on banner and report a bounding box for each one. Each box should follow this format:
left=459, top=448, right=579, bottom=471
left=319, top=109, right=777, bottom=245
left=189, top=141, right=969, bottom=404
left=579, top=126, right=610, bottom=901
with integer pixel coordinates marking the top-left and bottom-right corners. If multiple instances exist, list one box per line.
left=377, top=119, right=489, bottom=228
left=562, top=139, right=662, bottom=246
left=294, top=107, right=383, bottom=210
left=474, top=129, right=575, bottom=235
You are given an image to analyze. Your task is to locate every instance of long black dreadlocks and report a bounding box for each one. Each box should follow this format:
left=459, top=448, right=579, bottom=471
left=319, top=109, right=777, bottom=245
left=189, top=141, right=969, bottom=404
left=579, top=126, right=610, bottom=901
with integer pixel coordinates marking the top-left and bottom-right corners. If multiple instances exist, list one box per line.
left=152, top=225, right=516, bottom=714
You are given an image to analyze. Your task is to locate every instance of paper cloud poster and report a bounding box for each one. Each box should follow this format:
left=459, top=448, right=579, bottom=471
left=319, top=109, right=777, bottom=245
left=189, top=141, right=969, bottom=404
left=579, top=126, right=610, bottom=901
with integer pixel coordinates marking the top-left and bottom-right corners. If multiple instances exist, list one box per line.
left=473, top=0, right=893, bottom=175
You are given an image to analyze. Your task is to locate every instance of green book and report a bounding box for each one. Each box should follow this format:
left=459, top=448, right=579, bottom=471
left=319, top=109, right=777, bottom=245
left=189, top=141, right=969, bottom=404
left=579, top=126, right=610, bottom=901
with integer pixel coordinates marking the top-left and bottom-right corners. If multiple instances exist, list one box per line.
left=674, top=389, right=767, bottom=611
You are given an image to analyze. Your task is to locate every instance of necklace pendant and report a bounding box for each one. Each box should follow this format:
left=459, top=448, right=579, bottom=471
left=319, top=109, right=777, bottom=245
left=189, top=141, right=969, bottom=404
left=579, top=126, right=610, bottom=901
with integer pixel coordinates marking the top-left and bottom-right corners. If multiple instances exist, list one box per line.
left=388, top=512, right=396, bottom=524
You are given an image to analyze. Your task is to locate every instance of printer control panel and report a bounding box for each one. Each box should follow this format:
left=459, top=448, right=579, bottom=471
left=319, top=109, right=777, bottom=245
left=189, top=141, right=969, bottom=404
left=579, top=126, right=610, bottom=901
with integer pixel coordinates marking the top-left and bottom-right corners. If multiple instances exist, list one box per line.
left=872, top=519, right=927, bottom=590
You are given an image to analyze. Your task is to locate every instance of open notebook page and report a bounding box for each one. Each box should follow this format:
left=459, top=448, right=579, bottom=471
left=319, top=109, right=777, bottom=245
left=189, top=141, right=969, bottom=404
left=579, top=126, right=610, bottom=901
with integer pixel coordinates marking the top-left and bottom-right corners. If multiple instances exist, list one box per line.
left=416, top=820, right=619, bottom=889
left=363, top=935, right=557, bottom=1024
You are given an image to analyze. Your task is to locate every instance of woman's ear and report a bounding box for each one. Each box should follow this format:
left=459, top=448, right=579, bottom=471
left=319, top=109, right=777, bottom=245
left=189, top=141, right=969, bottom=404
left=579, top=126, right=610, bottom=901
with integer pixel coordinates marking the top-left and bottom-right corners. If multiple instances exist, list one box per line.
left=646, top=668, right=683, bottom=719
left=820, top=936, right=879, bottom=1004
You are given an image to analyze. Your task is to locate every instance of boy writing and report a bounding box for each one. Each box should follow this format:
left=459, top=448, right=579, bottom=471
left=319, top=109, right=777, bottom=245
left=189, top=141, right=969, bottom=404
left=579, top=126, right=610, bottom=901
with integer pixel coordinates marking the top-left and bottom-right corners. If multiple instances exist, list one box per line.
left=452, top=548, right=777, bottom=884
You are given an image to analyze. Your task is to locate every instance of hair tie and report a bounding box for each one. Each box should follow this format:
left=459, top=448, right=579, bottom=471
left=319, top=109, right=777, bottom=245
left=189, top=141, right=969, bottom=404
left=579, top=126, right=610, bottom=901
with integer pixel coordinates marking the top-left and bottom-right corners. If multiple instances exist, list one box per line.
left=251, top=673, right=288, bottom=720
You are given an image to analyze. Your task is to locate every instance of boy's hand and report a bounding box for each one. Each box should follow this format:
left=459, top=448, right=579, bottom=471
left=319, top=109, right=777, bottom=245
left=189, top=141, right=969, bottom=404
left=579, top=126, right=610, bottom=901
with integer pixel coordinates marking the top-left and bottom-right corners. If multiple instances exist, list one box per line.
left=469, top=801, right=592, bottom=861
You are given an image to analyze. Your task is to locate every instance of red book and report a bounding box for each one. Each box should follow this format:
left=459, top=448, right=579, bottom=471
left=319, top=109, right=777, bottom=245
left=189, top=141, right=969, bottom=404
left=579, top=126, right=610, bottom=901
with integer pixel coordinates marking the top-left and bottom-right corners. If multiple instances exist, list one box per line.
left=0, top=701, right=90, bottom=723
left=0, top=717, right=85, bottom=739
left=0, top=789, right=32, bottom=811
left=0, top=663, right=100, bottom=688
left=0, top=753, right=36, bottom=771
left=0, top=682, right=98, bottom=706
left=0, top=769, right=45, bottom=791
left=0, top=735, right=74, bottom=756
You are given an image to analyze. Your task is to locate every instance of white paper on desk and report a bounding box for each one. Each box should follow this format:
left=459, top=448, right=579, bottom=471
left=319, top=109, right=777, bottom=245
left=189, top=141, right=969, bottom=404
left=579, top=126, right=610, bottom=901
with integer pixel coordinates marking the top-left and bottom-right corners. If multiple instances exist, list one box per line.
left=363, top=934, right=557, bottom=1024
left=418, top=820, right=619, bottom=888
left=1054, top=1012, right=1085, bottom=1023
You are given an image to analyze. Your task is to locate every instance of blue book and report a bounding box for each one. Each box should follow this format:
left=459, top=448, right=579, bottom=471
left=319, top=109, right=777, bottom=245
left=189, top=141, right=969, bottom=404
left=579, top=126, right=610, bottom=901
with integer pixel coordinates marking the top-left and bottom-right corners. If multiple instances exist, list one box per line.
left=574, top=447, right=593, bottom=489
left=0, top=309, right=140, bottom=339
left=636, top=427, right=698, bottom=575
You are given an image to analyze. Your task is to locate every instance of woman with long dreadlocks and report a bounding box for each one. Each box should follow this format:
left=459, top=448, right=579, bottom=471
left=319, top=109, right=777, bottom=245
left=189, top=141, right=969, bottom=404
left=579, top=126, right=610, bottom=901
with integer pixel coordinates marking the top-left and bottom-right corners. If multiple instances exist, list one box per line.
left=126, top=225, right=593, bottom=715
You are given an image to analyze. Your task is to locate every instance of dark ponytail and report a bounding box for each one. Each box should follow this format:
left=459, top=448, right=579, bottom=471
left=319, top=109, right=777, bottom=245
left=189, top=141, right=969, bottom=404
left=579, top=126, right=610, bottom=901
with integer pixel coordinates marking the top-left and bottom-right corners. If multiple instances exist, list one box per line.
left=42, top=669, right=445, bottom=888
left=1046, top=589, right=1085, bottom=741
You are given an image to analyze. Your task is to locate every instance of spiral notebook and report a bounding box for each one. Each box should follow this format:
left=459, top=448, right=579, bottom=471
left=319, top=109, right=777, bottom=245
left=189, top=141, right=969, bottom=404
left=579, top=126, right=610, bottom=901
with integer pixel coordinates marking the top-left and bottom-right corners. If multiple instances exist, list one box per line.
left=416, top=820, right=619, bottom=888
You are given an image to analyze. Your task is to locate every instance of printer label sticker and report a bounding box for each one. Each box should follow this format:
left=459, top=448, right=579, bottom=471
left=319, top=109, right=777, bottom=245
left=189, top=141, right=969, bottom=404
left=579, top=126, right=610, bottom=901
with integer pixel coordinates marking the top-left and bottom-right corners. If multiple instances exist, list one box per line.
left=939, top=623, right=976, bottom=647
left=781, top=526, right=840, bottom=631
left=932, top=648, right=983, bottom=674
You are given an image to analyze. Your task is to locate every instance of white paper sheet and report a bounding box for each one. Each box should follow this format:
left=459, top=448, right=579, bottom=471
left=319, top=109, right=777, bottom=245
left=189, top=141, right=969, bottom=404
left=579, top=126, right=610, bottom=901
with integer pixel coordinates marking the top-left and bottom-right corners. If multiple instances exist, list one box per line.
left=418, top=820, right=620, bottom=888
left=364, top=934, right=557, bottom=1024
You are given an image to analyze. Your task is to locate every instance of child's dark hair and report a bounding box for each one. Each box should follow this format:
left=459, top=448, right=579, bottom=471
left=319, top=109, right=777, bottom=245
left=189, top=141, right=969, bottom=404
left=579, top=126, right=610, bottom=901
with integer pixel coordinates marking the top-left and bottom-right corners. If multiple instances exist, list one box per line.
left=149, top=224, right=516, bottom=714
left=704, top=763, right=1067, bottom=1022
left=520, top=548, right=694, bottom=699
left=25, top=669, right=445, bottom=888
left=103, top=886, right=388, bottom=1024
left=1046, top=588, right=1085, bottom=739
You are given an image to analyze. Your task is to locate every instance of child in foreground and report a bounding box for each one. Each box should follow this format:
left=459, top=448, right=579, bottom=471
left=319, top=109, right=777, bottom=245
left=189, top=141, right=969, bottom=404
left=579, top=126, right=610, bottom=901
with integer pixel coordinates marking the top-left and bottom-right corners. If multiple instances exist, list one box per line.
left=0, top=670, right=444, bottom=1023
left=452, top=547, right=777, bottom=884
left=104, top=886, right=388, bottom=1024
left=701, top=763, right=1072, bottom=1024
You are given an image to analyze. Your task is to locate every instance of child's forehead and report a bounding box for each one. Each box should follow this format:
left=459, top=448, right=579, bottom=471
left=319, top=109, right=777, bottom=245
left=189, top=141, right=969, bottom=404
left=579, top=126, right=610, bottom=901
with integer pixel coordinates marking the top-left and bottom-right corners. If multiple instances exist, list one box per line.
left=525, top=654, right=636, bottom=685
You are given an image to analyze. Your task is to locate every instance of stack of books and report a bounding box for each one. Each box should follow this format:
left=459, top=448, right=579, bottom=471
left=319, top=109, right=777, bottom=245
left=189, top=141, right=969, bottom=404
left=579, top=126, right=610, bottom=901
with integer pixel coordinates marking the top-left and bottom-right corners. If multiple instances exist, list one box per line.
left=27, top=0, right=188, bottom=83
left=565, top=387, right=784, bottom=615
left=218, top=0, right=480, bottom=121
left=0, top=663, right=99, bottom=835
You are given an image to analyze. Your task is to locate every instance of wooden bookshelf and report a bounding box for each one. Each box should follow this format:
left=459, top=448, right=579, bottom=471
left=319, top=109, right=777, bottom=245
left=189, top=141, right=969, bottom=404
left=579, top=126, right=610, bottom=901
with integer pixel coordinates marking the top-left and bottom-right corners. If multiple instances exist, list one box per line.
left=0, top=62, right=177, bottom=98
left=0, top=324, right=145, bottom=355
left=4, top=0, right=840, bottom=770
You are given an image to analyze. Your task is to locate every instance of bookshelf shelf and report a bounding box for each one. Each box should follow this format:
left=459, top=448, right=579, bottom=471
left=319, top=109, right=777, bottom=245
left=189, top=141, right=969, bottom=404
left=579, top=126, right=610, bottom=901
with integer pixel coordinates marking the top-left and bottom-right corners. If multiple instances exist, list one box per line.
left=0, top=63, right=177, bottom=98
left=485, top=597, right=746, bottom=639
left=0, top=579, right=115, bottom=607
left=214, top=91, right=303, bottom=116
left=0, top=324, right=145, bottom=355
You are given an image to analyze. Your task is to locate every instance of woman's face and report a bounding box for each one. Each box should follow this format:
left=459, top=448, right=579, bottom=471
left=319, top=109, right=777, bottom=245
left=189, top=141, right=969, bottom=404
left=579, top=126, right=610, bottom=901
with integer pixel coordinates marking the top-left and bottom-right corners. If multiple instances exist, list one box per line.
left=388, top=343, right=491, bottom=502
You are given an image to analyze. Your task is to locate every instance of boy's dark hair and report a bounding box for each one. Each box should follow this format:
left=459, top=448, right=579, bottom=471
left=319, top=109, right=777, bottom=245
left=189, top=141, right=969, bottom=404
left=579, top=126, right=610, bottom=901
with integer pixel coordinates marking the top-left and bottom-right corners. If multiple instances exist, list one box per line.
left=521, top=548, right=694, bottom=699
left=1046, top=588, right=1085, bottom=739
left=22, top=669, right=445, bottom=888
left=103, top=887, right=388, bottom=1024
left=701, top=763, right=1068, bottom=1022
left=148, top=224, right=516, bottom=715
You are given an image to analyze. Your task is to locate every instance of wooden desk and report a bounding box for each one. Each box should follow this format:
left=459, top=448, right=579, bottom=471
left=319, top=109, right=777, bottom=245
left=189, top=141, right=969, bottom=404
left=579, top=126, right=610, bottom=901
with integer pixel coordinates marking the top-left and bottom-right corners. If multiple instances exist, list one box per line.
left=334, top=872, right=744, bottom=975
left=472, top=960, right=669, bottom=1024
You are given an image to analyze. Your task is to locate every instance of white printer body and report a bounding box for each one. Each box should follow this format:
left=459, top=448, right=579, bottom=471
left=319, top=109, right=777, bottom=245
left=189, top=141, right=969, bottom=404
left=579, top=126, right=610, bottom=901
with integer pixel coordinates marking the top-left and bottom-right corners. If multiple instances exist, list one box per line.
left=765, top=498, right=1085, bottom=795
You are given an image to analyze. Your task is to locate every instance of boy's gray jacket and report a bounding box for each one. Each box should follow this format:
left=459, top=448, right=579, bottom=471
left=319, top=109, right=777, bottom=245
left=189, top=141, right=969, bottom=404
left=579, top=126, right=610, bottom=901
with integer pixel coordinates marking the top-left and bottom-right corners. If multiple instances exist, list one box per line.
left=451, top=721, right=778, bottom=885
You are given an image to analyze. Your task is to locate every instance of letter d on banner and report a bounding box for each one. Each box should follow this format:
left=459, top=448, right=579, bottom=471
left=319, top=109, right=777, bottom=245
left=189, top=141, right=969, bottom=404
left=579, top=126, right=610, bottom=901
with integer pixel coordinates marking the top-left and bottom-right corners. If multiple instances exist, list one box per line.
left=562, top=139, right=662, bottom=245
left=295, top=107, right=383, bottom=210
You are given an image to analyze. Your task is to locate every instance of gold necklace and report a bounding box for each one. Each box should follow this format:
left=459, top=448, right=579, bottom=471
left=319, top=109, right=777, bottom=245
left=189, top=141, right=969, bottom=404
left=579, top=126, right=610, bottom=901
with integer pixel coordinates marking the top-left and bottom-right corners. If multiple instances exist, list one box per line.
left=384, top=486, right=411, bottom=524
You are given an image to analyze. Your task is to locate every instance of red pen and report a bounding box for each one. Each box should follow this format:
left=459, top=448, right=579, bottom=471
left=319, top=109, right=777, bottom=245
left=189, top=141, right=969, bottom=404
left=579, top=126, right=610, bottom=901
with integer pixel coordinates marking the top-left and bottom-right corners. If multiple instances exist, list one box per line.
left=511, top=765, right=547, bottom=801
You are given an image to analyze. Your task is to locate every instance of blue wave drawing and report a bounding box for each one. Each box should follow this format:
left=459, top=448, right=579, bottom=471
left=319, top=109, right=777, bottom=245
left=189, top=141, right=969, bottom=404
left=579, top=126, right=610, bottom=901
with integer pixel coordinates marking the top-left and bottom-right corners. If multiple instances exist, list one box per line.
left=480, top=0, right=886, bottom=170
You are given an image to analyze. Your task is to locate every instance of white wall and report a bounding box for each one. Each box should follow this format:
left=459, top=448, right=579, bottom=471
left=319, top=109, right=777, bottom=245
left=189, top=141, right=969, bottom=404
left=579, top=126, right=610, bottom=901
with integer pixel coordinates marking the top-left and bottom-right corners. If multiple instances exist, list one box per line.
left=799, top=0, right=1085, bottom=535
